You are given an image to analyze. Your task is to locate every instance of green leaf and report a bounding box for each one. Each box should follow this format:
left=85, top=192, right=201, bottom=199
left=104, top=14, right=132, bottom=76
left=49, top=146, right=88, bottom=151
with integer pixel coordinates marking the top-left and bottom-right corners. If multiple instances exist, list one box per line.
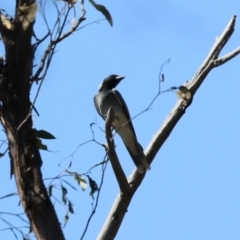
left=87, top=175, right=98, bottom=198
left=89, top=0, right=113, bottom=26
left=61, top=185, right=68, bottom=205
left=63, top=214, right=69, bottom=228
left=74, top=174, right=87, bottom=191
left=67, top=161, right=72, bottom=169
left=33, top=128, right=56, bottom=139
left=48, top=185, right=53, bottom=196
left=68, top=200, right=74, bottom=214
left=36, top=138, right=48, bottom=150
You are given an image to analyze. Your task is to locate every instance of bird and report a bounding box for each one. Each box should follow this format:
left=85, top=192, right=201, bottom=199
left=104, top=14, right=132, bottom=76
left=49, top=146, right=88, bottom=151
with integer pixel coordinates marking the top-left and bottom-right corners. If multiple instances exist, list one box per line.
left=94, top=74, right=151, bottom=173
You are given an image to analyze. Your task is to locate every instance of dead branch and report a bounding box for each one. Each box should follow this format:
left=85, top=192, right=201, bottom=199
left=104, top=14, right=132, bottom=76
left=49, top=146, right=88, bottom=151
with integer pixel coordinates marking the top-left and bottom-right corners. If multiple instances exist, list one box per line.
left=215, top=46, right=240, bottom=65
left=97, top=15, right=240, bottom=240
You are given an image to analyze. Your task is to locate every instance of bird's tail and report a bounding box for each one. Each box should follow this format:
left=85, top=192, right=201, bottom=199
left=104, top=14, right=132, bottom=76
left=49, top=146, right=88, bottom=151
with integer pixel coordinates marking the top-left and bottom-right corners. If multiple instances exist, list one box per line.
left=126, top=142, right=151, bottom=174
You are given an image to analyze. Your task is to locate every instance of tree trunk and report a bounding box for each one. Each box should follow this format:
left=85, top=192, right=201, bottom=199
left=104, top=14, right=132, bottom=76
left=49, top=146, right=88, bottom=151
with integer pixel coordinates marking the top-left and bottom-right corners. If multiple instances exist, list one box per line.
left=0, top=1, right=65, bottom=239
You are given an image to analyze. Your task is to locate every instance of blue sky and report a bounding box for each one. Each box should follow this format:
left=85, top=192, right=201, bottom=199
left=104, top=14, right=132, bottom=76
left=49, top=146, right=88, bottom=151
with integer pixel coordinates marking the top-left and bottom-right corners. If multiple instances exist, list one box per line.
left=0, top=0, right=240, bottom=239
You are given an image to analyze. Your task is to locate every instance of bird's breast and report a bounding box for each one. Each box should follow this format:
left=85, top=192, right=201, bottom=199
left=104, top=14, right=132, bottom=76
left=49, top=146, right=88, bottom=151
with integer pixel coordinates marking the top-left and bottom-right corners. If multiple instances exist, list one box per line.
left=97, top=91, right=128, bottom=127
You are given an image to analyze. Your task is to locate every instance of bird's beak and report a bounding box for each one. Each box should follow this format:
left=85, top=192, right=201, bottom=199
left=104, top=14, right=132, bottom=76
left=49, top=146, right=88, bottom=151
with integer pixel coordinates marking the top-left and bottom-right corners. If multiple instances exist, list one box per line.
left=116, top=76, right=125, bottom=81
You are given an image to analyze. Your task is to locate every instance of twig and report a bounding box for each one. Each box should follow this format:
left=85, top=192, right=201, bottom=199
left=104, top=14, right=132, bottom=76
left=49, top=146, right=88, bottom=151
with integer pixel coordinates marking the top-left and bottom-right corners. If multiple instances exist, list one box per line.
left=114, top=59, right=175, bottom=136
left=59, top=123, right=105, bottom=165
left=0, top=192, right=18, bottom=200
left=80, top=155, right=108, bottom=240
left=0, top=212, right=29, bottom=224
left=32, top=31, right=50, bottom=54
left=0, top=216, right=30, bottom=239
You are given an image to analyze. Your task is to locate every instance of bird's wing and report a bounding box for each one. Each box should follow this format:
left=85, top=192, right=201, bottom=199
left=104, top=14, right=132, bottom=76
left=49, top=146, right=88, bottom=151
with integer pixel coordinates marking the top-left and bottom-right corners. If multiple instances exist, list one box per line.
left=93, top=95, right=104, bottom=120
left=113, top=89, right=136, bottom=137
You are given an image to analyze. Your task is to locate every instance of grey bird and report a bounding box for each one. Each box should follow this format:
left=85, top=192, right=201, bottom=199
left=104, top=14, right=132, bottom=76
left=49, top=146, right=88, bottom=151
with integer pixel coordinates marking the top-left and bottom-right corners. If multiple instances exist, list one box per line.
left=94, top=74, right=151, bottom=173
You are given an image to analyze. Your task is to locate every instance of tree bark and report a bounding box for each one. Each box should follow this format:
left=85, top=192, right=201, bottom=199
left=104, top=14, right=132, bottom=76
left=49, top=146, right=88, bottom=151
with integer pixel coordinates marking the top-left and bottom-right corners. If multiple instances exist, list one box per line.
left=0, top=1, right=65, bottom=239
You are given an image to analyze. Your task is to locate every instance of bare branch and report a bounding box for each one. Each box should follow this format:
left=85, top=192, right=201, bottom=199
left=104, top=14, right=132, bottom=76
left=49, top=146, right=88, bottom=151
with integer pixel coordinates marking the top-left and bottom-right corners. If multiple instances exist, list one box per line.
left=199, top=15, right=236, bottom=71
left=97, top=15, right=240, bottom=240
left=188, top=16, right=238, bottom=94
left=105, top=107, right=131, bottom=193
left=214, top=46, right=240, bottom=66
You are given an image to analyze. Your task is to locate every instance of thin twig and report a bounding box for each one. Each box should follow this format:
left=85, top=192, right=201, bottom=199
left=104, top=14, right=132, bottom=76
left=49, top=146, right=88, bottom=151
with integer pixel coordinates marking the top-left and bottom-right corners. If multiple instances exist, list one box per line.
left=0, top=192, right=18, bottom=200
left=80, top=155, right=108, bottom=240
left=114, top=59, right=174, bottom=135
left=59, top=123, right=105, bottom=165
